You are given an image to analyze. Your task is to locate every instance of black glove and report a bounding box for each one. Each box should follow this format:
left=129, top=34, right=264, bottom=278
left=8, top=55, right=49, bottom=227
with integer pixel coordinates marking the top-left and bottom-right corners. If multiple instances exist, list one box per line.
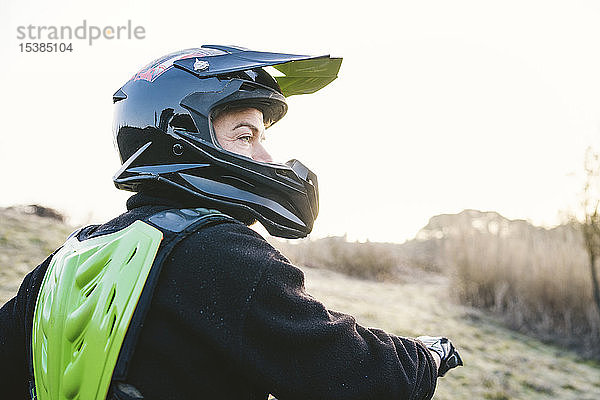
left=416, top=336, right=463, bottom=377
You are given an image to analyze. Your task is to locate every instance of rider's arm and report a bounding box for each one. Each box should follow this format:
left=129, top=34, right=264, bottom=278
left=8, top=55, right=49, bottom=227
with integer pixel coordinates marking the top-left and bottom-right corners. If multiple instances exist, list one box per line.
left=239, top=249, right=438, bottom=400
left=0, top=280, right=32, bottom=398
left=150, top=221, right=438, bottom=399
left=0, top=255, right=52, bottom=399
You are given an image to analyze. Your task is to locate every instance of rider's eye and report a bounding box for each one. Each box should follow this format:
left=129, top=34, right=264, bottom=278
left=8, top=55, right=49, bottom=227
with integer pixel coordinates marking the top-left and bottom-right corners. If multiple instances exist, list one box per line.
left=238, top=134, right=252, bottom=143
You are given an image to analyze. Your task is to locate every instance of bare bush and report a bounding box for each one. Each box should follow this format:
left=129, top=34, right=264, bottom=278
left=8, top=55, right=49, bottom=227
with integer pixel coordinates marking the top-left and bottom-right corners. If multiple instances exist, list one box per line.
left=580, top=147, right=600, bottom=323
left=444, top=215, right=600, bottom=357
left=271, top=236, right=399, bottom=281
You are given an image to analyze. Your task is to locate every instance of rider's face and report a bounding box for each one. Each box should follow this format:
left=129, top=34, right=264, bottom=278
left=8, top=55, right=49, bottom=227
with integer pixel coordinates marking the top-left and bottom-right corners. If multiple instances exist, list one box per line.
left=212, top=107, right=273, bottom=163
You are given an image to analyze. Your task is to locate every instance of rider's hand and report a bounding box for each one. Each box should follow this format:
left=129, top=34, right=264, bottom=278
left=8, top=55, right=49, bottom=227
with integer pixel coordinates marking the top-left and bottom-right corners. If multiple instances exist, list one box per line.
left=416, top=336, right=463, bottom=377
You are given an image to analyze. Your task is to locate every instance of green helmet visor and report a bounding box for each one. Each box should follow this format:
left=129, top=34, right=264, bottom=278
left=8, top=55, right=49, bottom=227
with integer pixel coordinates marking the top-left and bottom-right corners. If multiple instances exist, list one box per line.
left=271, top=56, right=343, bottom=97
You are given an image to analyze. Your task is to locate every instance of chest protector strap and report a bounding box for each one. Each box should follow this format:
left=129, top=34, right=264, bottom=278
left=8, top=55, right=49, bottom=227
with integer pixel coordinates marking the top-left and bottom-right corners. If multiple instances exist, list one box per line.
left=31, top=208, right=235, bottom=400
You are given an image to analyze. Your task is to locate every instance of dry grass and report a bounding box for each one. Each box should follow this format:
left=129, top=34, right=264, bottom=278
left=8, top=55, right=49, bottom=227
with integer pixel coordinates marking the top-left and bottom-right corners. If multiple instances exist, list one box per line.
left=271, top=236, right=401, bottom=281
left=440, top=215, right=600, bottom=358
left=0, top=206, right=73, bottom=303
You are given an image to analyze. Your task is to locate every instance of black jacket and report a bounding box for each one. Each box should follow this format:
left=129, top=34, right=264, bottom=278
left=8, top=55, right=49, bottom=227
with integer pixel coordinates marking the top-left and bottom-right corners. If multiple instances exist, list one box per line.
left=0, top=194, right=437, bottom=400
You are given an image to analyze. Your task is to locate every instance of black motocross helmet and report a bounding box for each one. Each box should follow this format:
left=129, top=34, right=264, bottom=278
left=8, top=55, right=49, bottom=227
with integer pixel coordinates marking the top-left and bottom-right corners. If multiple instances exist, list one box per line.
left=113, top=45, right=342, bottom=238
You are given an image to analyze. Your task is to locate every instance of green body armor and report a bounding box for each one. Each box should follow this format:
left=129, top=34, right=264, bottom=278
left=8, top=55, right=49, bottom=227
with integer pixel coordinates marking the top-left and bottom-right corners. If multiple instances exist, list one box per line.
left=31, top=208, right=232, bottom=400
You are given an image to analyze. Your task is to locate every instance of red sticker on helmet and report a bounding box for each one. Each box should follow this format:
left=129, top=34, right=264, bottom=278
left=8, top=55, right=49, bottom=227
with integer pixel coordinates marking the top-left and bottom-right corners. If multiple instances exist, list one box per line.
left=132, top=48, right=226, bottom=82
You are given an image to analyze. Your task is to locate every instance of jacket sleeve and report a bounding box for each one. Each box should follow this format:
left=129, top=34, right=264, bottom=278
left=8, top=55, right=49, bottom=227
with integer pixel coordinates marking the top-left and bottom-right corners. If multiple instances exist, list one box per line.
left=0, top=256, right=53, bottom=399
left=237, top=241, right=438, bottom=400
left=0, top=276, right=33, bottom=398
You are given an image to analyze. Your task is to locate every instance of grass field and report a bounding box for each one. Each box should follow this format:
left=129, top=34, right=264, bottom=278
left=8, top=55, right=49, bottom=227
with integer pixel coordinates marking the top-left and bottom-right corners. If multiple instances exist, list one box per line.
left=0, top=206, right=73, bottom=303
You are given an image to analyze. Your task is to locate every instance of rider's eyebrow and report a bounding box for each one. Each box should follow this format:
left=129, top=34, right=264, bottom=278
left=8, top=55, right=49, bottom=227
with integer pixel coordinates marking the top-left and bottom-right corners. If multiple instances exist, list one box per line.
left=233, top=122, right=266, bottom=141
left=233, top=122, right=260, bottom=133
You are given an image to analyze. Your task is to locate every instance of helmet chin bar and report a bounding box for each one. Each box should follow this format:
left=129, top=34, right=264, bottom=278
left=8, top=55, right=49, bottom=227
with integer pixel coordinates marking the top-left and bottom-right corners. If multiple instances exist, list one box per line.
left=113, top=131, right=318, bottom=238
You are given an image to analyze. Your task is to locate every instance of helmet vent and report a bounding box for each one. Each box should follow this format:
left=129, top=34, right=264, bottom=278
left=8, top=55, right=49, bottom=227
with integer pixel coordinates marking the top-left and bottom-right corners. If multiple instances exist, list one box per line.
left=169, top=113, right=198, bottom=132
left=239, top=82, right=257, bottom=92
left=113, top=88, right=127, bottom=103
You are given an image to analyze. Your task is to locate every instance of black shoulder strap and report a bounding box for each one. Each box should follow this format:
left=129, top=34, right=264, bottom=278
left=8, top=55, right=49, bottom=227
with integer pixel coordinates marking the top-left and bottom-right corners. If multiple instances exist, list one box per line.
left=108, top=208, right=237, bottom=398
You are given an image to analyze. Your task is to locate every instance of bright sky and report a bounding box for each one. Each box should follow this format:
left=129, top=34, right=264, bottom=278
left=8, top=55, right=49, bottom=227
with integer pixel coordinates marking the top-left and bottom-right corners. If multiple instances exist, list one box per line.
left=1, top=0, right=599, bottom=242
